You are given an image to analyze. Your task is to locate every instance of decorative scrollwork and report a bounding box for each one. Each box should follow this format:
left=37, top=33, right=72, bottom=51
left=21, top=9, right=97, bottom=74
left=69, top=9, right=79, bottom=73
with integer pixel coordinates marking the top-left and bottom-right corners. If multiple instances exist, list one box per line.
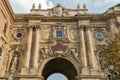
left=39, top=45, right=80, bottom=63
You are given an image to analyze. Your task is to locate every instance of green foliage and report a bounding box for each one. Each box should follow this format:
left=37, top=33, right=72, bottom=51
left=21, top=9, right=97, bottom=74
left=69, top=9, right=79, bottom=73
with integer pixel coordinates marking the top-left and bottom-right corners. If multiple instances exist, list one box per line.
left=99, top=34, right=120, bottom=78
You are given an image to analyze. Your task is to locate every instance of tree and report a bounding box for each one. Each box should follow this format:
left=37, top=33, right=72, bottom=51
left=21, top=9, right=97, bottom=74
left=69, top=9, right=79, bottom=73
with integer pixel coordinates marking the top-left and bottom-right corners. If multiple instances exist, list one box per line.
left=99, top=33, right=120, bottom=78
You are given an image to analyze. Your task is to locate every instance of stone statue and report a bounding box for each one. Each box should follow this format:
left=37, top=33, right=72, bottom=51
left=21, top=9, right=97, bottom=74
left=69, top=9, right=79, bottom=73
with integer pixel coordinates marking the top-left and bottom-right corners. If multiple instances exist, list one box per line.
left=10, top=55, right=18, bottom=73
left=7, top=50, right=14, bottom=70
left=0, top=66, right=6, bottom=77
left=100, top=57, right=107, bottom=70
left=53, top=4, right=63, bottom=16
left=40, top=49, right=47, bottom=59
left=39, top=47, right=52, bottom=62
left=8, top=74, right=13, bottom=80
left=32, top=3, right=35, bottom=9
left=71, top=48, right=80, bottom=63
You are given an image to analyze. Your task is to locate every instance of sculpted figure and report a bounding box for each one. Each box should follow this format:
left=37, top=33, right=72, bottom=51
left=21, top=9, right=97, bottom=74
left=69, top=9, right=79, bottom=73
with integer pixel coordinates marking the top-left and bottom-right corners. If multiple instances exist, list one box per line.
left=71, top=48, right=80, bottom=63
left=10, top=55, right=18, bottom=73
left=7, top=50, right=14, bottom=70
left=100, top=57, right=107, bottom=70
left=8, top=74, right=13, bottom=80
left=39, top=47, right=52, bottom=62
left=40, top=48, right=47, bottom=59
left=0, top=66, right=6, bottom=77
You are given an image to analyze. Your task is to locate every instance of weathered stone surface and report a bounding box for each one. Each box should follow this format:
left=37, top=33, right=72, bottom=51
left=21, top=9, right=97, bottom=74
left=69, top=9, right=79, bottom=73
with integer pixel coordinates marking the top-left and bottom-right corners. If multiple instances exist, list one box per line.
left=0, top=0, right=120, bottom=80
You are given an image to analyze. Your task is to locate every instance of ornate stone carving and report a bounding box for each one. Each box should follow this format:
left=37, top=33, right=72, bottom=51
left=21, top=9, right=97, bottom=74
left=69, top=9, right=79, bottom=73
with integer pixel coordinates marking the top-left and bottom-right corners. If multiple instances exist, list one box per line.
left=42, top=27, right=51, bottom=40
left=6, top=45, right=20, bottom=74
left=51, top=43, right=67, bottom=53
left=68, top=28, right=77, bottom=41
left=71, top=48, right=80, bottom=63
left=38, top=43, right=80, bottom=64
left=13, top=29, right=25, bottom=40
left=39, top=47, right=52, bottom=62
left=7, top=50, right=14, bottom=71
left=8, top=74, right=13, bottom=80
left=10, top=55, right=18, bottom=73
left=53, top=4, right=63, bottom=16
left=49, top=23, right=70, bottom=42
left=52, top=4, right=69, bottom=16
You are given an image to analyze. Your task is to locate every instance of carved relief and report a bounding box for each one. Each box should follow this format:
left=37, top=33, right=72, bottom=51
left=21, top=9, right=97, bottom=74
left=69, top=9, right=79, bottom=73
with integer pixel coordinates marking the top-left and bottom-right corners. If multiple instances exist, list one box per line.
left=68, top=28, right=77, bottom=41
left=41, top=27, right=51, bottom=40
left=13, top=28, right=25, bottom=40
left=7, top=45, right=20, bottom=74
left=70, top=48, right=80, bottom=63
left=51, top=43, right=68, bottom=56
left=52, top=4, right=69, bottom=16
left=13, top=32, right=24, bottom=40
left=7, top=50, right=14, bottom=71
left=53, top=4, right=63, bottom=16
left=10, top=55, right=18, bottom=73
left=8, top=74, right=13, bottom=80
left=41, top=23, right=71, bottom=42
left=39, top=47, right=52, bottom=62
left=38, top=43, right=80, bottom=63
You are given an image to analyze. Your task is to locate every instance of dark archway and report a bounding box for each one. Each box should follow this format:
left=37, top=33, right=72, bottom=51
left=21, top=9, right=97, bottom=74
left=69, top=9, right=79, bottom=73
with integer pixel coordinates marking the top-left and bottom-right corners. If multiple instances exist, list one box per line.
left=42, top=58, right=78, bottom=80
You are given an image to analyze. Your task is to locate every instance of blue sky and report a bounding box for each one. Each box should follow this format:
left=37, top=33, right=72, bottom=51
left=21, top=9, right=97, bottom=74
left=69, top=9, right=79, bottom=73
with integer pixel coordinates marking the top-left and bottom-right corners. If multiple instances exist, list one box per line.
left=7, top=0, right=120, bottom=80
left=9, top=0, right=120, bottom=13
left=47, top=73, right=68, bottom=80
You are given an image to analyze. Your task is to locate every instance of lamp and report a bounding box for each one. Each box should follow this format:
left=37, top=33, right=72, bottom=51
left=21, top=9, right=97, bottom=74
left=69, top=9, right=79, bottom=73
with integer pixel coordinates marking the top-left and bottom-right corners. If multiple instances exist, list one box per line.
left=109, top=61, right=114, bottom=71
left=108, top=61, right=119, bottom=80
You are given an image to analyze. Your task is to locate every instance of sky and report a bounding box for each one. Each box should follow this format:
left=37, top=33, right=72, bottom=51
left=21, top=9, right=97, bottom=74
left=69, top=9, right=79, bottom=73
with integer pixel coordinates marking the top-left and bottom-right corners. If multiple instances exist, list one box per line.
left=7, top=0, right=120, bottom=80
left=9, top=0, right=120, bottom=13
left=47, top=73, right=68, bottom=80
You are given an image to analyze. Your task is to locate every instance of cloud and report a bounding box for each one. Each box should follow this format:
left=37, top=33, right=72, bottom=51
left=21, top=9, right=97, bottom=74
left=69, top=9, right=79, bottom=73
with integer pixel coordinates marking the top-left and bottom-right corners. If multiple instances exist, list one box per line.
left=9, top=0, right=120, bottom=13
left=94, top=0, right=120, bottom=8
left=9, top=0, right=54, bottom=13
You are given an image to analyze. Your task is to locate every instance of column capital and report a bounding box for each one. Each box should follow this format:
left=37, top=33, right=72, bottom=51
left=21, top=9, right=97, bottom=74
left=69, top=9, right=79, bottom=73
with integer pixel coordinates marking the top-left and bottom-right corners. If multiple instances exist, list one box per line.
left=27, top=25, right=33, bottom=29
left=84, top=25, right=92, bottom=31
left=27, top=25, right=33, bottom=31
left=78, top=25, right=85, bottom=30
left=34, top=25, right=41, bottom=29
left=27, top=25, right=41, bottom=30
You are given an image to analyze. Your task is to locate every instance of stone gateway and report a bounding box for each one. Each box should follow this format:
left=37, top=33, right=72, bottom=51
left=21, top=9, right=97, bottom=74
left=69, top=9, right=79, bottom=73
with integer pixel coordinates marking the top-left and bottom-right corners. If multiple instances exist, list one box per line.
left=0, top=0, right=120, bottom=80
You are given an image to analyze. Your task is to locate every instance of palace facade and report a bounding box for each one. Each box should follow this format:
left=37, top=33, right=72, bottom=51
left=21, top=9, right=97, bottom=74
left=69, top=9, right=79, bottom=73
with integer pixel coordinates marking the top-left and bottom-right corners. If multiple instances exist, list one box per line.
left=0, top=0, right=120, bottom=80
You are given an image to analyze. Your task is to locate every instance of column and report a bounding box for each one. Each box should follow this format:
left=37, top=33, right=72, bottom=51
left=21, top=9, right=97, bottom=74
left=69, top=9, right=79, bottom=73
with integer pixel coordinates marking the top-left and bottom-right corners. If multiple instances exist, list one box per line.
left=24, top=25, right=33, bottom=68
left=32, top=25, right=40, bottom=68
left=85, top=25, right=96, bottom=69
left=79, top=25, right=87, bottom=68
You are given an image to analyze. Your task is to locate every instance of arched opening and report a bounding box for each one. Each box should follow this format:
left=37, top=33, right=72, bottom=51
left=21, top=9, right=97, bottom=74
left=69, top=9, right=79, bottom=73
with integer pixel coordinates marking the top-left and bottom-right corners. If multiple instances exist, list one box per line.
left=47, top=73, right=68, bottom=80
left=42, top=58, right=77, bottom=80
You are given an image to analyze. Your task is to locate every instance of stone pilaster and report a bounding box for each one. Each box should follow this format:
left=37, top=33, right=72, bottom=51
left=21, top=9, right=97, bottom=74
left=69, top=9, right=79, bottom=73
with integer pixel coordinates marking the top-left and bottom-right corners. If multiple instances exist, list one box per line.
left=32, top=25, right=40, bottom=69
left=85, top=25, right=96, bottom=69
left=23, top=25, right=33, bottom=68
left=79, top=25, right=87, bottom=68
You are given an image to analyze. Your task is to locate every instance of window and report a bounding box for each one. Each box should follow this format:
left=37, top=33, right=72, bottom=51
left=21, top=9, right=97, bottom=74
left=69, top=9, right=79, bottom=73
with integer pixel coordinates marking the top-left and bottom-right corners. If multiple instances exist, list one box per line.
left=56, top=29, right=63, bottom=38
left=95, top=32, right=104, bottom=39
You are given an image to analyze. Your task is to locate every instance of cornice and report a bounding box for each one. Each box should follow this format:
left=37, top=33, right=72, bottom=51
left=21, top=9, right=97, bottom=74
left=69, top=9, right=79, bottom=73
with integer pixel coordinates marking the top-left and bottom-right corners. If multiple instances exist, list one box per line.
left=13, top=14, right=108, bottom=23
left=14, top=10, right=120, bottom=22
left=1, top=0, right=15, bottom=21
left=103, top=12, right=120, bottom=20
